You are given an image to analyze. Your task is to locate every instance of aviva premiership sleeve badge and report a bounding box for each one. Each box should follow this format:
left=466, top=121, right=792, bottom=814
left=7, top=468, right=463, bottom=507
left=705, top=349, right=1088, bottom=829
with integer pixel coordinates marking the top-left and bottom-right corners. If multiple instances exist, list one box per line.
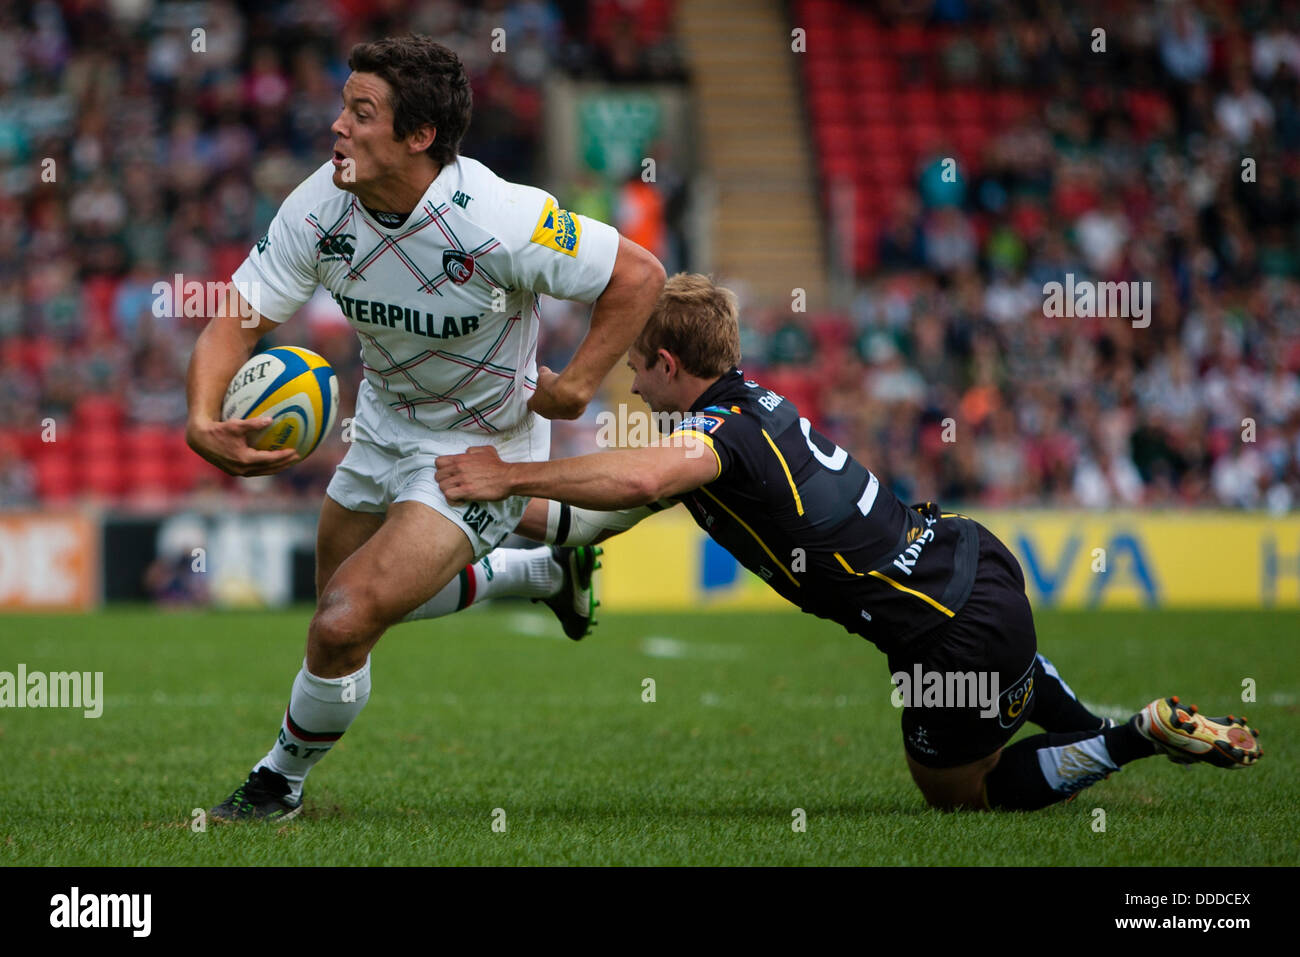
left=530, top=197, right=582, bottom=256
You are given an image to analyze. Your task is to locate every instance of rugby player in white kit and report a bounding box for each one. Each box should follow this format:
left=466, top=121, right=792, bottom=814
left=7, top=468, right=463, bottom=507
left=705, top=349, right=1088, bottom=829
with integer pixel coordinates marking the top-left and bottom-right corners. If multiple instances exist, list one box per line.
left=185, top=35, right=665, bottom=820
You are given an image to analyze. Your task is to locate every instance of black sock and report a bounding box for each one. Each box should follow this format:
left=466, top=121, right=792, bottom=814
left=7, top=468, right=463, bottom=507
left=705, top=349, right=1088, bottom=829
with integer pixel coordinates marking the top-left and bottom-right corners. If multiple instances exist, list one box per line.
left=1104, top=715, right=1158, bottom=763
left=985, top=724, right=1149, bottom=811
left=1028, top=653, right=1106, bottom=732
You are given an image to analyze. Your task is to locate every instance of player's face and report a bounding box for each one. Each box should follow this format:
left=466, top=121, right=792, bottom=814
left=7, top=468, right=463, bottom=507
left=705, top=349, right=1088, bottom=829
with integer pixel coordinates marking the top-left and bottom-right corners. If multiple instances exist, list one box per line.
left=627, top=349, right=676, bottom=414
left=330, top=72, right=415, bottom=193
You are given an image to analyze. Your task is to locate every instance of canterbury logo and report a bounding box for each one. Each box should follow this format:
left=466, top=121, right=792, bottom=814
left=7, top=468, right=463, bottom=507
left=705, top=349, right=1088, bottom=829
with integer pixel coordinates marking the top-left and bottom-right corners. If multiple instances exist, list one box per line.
left=317, top=233, right=355, bottom=262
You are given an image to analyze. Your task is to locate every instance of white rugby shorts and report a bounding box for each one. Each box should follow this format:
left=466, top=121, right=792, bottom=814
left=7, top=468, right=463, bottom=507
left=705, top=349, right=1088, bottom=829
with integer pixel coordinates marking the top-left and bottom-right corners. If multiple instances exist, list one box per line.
left=326, top=380, right=550, bottom=558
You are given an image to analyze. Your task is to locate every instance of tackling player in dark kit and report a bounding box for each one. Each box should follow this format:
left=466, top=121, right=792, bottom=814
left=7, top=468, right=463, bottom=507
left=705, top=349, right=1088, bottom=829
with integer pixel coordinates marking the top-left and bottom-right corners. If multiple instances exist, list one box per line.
left=436, top=274, right=1263, bottom=811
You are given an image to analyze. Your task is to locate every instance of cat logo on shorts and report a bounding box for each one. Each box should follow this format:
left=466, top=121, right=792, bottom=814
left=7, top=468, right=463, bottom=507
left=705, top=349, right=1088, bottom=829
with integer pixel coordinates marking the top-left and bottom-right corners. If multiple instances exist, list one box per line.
left=998, top=659, right=1036, bottom=728
left=462, top=502, right=496, bottom=536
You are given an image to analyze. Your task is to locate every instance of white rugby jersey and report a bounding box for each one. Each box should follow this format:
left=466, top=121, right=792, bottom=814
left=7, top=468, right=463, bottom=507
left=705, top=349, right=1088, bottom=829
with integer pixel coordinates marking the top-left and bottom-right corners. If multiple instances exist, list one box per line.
left=232, top=156, right=619, bottom=434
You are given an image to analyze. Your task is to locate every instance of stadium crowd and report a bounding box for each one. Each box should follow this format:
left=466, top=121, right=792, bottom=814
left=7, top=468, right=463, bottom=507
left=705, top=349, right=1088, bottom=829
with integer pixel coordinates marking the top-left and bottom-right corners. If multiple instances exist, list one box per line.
left=1, top=0, right=1298, bottom=514
left=774, top=0, right=1300, bottom=511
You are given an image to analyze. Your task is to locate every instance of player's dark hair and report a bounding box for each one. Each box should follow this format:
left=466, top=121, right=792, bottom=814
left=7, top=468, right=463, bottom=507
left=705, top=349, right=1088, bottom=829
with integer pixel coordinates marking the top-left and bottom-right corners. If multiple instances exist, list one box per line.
left=634, top=273, right=742, bottom=379
left=347, top=35, right=472, bottom=168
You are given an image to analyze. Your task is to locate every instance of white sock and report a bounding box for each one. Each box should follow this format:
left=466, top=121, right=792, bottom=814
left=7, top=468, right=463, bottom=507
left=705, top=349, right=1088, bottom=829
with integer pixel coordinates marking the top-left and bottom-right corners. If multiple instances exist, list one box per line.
left=473, top=547, right=562, bottom=600
left=1036, top=734, right=1121, bottom=796
left=403, top=547, right=562, bottom=623
left=401, top=568, right=471, bottom=621
left=256, top=657, right=372, bottom=801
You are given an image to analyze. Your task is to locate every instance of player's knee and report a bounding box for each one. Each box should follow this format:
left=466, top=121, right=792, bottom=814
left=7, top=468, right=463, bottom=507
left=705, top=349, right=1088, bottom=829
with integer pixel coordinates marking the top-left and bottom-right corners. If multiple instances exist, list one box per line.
left=909, top=753, right=998, bottom=812
left=309, top=584, right=383, bottom=656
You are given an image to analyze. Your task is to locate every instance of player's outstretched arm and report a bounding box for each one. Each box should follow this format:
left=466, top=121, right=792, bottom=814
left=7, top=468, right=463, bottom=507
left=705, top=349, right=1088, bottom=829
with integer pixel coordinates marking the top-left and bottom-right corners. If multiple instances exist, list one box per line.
left=185, top=286, right=300, bottom=477
left=437, top=440, right=716, bottom=510
left=513, top=497, right=673, bottom=545
left=529, top=235, right=666, bottom=421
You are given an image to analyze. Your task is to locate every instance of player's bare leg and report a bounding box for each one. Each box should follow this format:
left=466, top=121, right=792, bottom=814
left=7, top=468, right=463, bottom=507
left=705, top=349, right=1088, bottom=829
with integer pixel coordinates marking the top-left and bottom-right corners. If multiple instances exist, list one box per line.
left=906, top=750, right=1002, bottom=811
left=308, top=500, right=473, bottom=675
left=211, top=502, right=472, bottom=821
left=315, top=494, right=384, bottom=598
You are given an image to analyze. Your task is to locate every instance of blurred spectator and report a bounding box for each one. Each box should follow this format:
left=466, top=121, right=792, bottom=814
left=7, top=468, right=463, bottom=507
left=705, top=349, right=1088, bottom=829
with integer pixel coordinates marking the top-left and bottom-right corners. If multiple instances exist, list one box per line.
left=1215, top=67, right=1276, bottom=144
left=1159, top=2, right=1211, bottom=84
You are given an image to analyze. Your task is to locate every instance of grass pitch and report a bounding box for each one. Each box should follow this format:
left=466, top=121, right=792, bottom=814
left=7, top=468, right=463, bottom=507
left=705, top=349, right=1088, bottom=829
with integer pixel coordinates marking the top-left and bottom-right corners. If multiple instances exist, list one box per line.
left=1, top=606, right=1296, bottom=866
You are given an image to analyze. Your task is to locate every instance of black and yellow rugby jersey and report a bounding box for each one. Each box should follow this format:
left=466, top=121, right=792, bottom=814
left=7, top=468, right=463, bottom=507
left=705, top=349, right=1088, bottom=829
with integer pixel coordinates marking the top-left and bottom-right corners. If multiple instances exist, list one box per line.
left=668, top=369, right=979, bottom=654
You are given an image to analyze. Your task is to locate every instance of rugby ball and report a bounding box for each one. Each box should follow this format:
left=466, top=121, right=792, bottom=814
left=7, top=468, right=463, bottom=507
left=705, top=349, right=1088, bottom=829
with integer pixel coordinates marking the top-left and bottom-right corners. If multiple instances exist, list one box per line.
left=221, top=346, right=339, bottom=460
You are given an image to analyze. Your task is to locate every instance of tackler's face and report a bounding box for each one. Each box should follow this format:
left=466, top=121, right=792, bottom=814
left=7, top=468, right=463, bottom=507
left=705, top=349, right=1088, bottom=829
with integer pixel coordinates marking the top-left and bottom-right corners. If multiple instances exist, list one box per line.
left=627, top=348, right=677, bottom=416
left=330, top=72, right=418, bottom=192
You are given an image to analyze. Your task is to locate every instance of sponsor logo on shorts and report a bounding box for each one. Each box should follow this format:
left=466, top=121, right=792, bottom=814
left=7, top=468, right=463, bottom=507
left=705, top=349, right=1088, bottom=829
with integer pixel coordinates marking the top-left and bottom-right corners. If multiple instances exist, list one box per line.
left=462, top=502, right=496, bottom=536
left=998, top=658, right=1036, bottom=728
left=907, top=724, right=938, bottom=756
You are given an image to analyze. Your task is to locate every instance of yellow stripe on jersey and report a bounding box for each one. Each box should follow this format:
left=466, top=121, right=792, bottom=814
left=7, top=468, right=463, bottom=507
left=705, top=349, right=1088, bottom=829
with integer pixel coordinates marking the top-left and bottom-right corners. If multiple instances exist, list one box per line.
left=699, top=487, right=800, bottom=588
left=868, top=570, right=956, bottom=617
left=761, top=428, right=804, bottom=516
left=834, top=552, right=862, bottom=575
left=677, top=430, right=722, bottom=481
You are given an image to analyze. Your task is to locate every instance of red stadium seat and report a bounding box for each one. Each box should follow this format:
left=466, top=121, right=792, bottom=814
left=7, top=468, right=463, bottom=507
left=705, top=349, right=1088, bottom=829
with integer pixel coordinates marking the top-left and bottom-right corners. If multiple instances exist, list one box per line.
left=897, top=88, right=941, bottom=119
left=125, top=455, right=173, bottom=496
left=809, top=88, right=851, bottom=123
left=123, top=426, right=175, bottom=459
left=854, top=90, right=894, bottom=121
left=893, top=24, right=929, bottom=57
left=796, top=0, right=839, bottom=30
left=905, top=123, right=946, bottom=158
left=73, top=394, right=126, bottom=429
left=33, top=451, right=78, bottom=502
left=820, top=152, right=860, bottom=182
left=864, top=152, right=913, bottom=185
left=947, top=90, right=984, bottom=122
left=73, top=423, right=120, bottom=455
left=847, top=20, right=884, bottom=50
left=853, top=58, right=897, bottom=91
left=82, top=456, right=126, bottom=498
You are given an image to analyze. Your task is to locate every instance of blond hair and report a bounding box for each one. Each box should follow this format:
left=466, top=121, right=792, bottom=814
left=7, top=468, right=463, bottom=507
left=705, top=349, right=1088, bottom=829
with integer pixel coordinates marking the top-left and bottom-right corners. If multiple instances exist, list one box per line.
left=633, top=273, right=741, bottom=378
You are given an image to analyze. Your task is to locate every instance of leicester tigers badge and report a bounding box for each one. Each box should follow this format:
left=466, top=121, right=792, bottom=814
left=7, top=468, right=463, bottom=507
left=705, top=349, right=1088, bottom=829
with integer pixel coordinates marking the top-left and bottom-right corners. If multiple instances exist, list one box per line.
left=443, top=249, right=475, bottom=285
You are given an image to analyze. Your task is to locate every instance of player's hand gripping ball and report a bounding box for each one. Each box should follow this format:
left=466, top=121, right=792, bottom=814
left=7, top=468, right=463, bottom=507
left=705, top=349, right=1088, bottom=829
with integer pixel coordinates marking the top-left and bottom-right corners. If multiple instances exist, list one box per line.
left=222, top=346, right=339, bottom=460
